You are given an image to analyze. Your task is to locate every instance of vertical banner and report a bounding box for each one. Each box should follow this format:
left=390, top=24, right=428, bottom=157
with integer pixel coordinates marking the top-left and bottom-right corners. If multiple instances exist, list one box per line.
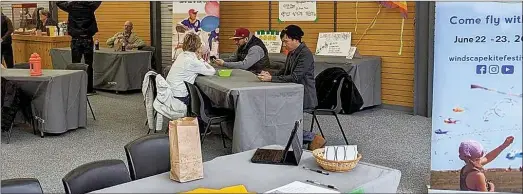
left=431, top=2, right=522, bottom=193
left=172, top=1, right=219, bottom=61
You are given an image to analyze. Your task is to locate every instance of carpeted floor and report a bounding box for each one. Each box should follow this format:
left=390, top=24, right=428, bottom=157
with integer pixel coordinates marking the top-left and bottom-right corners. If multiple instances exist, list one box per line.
left=1, top=91, right=431, bottom=193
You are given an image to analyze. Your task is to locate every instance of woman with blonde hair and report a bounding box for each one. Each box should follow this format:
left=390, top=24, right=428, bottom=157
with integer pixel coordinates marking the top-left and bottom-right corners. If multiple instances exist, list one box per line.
left=166, top=32, right=215, bottom=106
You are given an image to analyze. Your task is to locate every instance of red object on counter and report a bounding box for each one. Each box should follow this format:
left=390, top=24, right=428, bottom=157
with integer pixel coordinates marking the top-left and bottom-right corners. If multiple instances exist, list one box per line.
left=29, top=53, right=42, bottom=76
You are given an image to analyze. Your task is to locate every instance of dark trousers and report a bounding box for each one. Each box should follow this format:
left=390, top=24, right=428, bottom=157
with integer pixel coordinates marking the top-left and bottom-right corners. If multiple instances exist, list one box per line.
left=1, top=43, right=14, bottom=68
left=71, top=37, right=94, bottom=93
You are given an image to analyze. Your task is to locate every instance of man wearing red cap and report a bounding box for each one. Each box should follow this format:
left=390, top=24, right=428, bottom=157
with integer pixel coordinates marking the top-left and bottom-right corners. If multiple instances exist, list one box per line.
left=213, top=28, right=269, bottom=74
left=180, top=9, right=201, bottom=32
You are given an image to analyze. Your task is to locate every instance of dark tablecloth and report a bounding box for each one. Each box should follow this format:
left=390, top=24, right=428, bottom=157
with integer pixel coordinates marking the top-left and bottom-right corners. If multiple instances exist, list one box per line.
left=1, top=69, right=87, bottom=134
left=50, top=47, right=152, bottom=91
left=220, top=53, right=382, bottom=108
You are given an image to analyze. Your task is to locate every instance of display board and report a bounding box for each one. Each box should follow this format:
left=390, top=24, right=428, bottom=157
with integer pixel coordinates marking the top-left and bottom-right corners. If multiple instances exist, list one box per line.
left=431, top=2, right=522, bottom=193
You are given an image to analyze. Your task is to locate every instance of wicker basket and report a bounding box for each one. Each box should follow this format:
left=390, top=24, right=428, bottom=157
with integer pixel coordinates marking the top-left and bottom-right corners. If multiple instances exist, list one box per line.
left=312, top=148, right=362, bottom=172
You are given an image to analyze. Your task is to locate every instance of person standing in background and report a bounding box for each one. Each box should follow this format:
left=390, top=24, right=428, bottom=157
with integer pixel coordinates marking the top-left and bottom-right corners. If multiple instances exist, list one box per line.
left=1, top=12, right=14, bottom=68
left=57, top=1, right=101, bottom=94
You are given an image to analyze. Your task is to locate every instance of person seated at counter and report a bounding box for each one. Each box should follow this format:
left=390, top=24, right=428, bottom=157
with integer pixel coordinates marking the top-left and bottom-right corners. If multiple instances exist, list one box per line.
left=212, top=28, right=269, bottom=74
left=106, top=21, right=145, bottom=51
left=37, top=9, right=57, bottom=33
left=257, top=25, right=318, bottom=112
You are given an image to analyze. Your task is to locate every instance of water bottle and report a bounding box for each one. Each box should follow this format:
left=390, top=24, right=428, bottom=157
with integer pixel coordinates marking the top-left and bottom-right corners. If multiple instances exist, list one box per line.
left=94, top=39, right=99, bottom=50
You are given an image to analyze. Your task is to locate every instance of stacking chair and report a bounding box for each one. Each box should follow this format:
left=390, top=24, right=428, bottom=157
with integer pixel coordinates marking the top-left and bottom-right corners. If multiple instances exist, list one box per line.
left=184, top=81, right=232, bottom=148
left=138, top=46, right=157, bottom=72
left=124, top=134, right=170, bottom=180
left=1, top=178, right=44, bottom=194
left=66, top=63, right=96, bottom=120
left=62, top=159, right=131, bottom=194
left=306, top=77, right=349, bottom=145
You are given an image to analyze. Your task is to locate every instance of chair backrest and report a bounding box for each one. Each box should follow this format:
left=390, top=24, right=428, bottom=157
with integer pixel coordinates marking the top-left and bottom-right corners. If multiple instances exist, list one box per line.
left=333, top=77, right=345, bottom=113
left=66, top=63, right=89, bottom=72
left=124, top=134, right=170, bottom=180
left=184, top=81, right=201, bottom=117
left=1, top=178, right=44, bottom=194
left=62, top=159, right=131, bottom=194
left=184, top=81, right=212, bottom=121
left=13, top=63, right=30, bottom=69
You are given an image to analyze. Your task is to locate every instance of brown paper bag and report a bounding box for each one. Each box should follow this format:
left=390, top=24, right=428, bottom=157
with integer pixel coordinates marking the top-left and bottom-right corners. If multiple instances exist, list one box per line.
left=169, top=117, right=204, bottom=182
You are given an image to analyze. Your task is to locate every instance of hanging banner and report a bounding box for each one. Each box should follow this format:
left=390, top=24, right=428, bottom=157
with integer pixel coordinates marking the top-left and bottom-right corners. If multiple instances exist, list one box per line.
left=172, top=1, right=220, bottom=61
left=278, top=1, right=317, bottom=22
left=431, top=2, right=522, bottom=193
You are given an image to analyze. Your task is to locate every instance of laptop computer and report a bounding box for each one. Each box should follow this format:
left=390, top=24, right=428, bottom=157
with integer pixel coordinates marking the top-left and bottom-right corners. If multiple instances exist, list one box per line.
left=251, top=121, right=303, bottom=166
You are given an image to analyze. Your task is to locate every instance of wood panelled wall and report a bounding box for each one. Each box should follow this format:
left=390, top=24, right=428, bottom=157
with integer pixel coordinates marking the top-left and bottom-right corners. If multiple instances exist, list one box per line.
left=57, top=2, right=150, bottom=46
left=219, top=1, right=415, bottom=107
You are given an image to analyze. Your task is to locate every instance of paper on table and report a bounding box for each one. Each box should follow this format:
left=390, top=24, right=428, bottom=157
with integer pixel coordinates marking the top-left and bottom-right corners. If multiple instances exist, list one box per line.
left=265, top=181, right=340, bottom=193
left=324, top=145, right=358, bottom=161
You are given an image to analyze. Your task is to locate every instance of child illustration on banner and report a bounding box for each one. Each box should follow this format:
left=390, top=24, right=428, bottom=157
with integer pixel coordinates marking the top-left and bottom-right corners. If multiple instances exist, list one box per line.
left=458, top=136, right=514, bottom=192
left=172, top=1, right=219, bottom=62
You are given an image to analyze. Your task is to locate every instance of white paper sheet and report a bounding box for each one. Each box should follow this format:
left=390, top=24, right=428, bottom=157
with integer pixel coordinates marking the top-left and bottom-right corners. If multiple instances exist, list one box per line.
left=265, top=181, right=340, bottom=193
left=324, top=145, right=358, bottom=161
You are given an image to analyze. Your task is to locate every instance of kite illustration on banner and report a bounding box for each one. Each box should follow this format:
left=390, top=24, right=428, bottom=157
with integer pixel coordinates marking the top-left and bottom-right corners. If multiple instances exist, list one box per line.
left=354, top=1, right=407, bottom=55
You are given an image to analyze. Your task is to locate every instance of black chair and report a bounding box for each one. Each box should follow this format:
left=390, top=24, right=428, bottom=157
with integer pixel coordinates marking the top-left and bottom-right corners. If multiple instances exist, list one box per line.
left=184, top=81, right=232, bottom=148
left=1, top=178, right=44, bottom=194
left=124, top=134, right=170, bottom=180
left=62, top=159, right=131, bottom=194
left=1, top=78, right=38, bottom=142
left=13, top=63, right=30, bottom=69
left=65, top=63, right=96, bottom=120
left=138, top=46, right=157, bottom=72
left=306, top=77, right=349, bottom=145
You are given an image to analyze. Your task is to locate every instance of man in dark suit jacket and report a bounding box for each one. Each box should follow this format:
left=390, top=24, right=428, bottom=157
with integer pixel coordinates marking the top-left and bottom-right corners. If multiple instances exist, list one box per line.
left=257, top=25, right=318, bottom=112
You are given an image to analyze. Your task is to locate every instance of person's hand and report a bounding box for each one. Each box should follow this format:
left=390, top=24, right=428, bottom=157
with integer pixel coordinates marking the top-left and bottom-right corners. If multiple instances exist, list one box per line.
left=117, top=34, right=124, bottom=39
left=503, top=136, right=514, bottom=147
left=257, top=73, right=272, bottom=82
left=487, top=181, right=495, bottom=192
left=214, top=59, right=225, bottom=66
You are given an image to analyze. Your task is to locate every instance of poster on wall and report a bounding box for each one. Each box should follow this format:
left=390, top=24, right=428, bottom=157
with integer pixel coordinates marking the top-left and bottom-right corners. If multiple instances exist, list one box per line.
left=315, top=32, right=351, bottom=56
left=255, top=30, right=282, bottom=53
left=431, top=2, right=522, bottom=193
left=172, top=1, right=219, bottom=61
left=278, top=1, right=317, bottom=22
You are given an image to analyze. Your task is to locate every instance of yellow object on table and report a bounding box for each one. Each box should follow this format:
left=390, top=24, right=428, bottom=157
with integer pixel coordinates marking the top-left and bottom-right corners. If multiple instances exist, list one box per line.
left=184, top=185, right=249, bottom=193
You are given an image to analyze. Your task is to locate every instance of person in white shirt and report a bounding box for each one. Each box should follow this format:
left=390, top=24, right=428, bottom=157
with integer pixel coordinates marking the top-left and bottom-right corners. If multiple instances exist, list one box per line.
left=166, top=32, right=216, bottom=105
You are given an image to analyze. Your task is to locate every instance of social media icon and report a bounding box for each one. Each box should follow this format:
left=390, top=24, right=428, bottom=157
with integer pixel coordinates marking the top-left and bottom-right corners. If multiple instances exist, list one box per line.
left=489, top=65, right=499, bottom=74
left=501, top=65, right=514, bottom=74
left=476, top=65, right=487, bottom=74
